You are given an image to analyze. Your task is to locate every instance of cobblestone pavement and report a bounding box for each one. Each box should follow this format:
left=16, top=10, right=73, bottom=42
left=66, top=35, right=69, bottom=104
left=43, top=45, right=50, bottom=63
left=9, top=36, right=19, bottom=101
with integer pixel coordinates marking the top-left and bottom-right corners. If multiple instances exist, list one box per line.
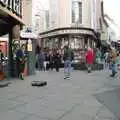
left=0, top=69, right=119, bottom=120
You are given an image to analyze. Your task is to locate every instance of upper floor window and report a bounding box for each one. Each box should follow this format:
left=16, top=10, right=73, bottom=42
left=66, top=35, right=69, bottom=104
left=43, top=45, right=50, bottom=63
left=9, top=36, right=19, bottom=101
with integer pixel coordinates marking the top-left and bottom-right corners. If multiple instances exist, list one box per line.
left=72, top=1, right=82, bottom=24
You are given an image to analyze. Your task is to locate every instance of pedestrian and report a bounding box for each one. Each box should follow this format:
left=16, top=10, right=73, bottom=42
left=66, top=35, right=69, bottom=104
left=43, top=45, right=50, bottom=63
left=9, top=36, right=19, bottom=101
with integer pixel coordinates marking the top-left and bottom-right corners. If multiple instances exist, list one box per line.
left=0, top=50, right=4, bottom=80
left=16, top=44, right=27, bottom=80
left=49, top=51, right=54, bottom=71
left=63, top=46, right=74, bottom=79
left=95, top=48, right=101, bottom=64
left=85, top=47, right=94, bottom=73
left=54, top=50, right=61, bottom=72
left=38, top=49, right=45, bottom=71
left=108, top=47, right=117, bottom=77
left=103, top=51, right=109, bottom=69
left=116, top=52, right=120, bottom=70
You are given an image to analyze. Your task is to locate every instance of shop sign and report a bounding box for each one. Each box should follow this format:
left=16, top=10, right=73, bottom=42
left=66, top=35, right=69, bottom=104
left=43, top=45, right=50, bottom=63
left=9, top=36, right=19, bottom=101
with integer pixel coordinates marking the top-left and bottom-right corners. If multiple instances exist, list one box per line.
left=13, top=0, right=21, bottom=15
left=0, top=0, right=21, bottom=16
left=27, top=39, right=32, bottom=51
left=0, top=0, right=8, bottom=5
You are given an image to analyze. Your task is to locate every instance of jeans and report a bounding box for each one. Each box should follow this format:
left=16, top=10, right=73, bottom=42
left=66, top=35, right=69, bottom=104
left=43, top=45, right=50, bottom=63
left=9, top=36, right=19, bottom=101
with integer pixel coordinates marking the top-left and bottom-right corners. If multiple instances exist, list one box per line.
left=64, top=60, right=71, bottom=76
left=111, top=63, right=117, bottom=75
left=86, top=63, right=92, bottom=72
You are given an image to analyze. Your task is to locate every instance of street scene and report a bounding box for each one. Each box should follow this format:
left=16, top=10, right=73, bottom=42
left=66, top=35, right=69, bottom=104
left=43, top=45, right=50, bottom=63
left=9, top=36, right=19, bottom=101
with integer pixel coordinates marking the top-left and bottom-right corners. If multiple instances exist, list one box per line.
left=0, top=0, right=120, bottom=120
left=0, top=70, right=120, bottom=120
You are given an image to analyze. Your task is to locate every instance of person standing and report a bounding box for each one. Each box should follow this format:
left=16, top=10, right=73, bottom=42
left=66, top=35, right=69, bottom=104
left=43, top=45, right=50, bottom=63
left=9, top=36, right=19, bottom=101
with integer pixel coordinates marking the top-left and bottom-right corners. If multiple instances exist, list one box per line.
left=48, top=51, right=54, bottom=71
left=54, top=50, right=61, bottom=72
left=16, top=45, right=26, bottom=80
left=95, top=48, right=101, bottom=64
left=38, top=49, right=45, bottom=71
left=109, top=47, right=117, bottom=77
left=63, top=46, right=74, bottom=79
left=104, top=51, right=109, bottom=69
left=85, top=47, right=94, bottom=73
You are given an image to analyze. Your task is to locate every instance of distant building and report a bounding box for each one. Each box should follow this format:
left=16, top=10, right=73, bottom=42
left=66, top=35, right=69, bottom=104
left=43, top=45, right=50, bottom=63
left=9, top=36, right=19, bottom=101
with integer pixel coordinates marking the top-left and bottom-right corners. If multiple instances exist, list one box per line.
left=22, top=0, right=32, bottom=27
left=99, top=1, right=109, bottom=43
left=39, top=0, right=102, bottom=51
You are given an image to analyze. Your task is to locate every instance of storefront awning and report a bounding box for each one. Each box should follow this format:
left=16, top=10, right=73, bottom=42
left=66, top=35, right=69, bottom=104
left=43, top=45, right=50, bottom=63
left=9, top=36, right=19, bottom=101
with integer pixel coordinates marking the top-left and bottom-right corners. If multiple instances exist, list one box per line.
left=0, top=5, right=24, bottom=36
left=20, top=32, right=38, bottom=40
left=101, top=40, right=110, bottom=47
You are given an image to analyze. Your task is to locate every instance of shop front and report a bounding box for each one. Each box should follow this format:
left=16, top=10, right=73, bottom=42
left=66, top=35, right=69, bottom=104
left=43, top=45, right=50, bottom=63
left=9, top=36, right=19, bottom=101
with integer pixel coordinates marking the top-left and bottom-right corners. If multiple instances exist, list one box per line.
left=39, top=27, right=98, bottom=63
left=0, top=0, right=24, bottom=80
left=20, top=31, right=38, bottom=76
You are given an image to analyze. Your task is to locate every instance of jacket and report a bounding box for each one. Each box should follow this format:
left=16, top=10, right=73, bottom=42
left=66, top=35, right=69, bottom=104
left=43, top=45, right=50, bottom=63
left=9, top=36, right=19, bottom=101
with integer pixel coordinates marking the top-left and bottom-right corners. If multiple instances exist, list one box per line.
left=63, top=49, right=74, bottom=61
left=85, top=49, right=94, bottom=64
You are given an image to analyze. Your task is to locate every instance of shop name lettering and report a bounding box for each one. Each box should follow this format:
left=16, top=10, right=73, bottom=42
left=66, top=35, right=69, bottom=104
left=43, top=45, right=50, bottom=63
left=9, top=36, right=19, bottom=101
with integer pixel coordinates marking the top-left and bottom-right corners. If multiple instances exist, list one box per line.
left=0, top=0, right=21, bottom=15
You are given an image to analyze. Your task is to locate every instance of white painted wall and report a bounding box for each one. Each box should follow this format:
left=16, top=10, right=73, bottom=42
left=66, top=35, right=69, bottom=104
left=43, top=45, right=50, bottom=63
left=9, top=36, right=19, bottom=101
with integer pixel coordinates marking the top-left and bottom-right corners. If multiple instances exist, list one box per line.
left=22, top=0, right=32, bottom=27
left=49, top=0, right=101, bottom=31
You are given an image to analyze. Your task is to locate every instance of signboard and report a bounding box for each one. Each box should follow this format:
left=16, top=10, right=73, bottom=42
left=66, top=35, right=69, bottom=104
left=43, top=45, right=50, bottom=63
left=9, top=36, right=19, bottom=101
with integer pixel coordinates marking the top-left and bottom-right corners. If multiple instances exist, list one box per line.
left=0, top=0, right=8, bottom=5
left=13, top=0, right=20, bottom=15
left=0, top=0, right=21, bottom=15
left=27, top=39, right=32, bottom=51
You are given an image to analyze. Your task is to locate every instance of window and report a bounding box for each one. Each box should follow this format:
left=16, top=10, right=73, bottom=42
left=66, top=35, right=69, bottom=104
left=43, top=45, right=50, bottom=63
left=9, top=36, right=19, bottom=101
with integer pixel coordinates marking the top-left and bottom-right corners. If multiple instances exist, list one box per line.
left=72, top=1, right=82, bottom=24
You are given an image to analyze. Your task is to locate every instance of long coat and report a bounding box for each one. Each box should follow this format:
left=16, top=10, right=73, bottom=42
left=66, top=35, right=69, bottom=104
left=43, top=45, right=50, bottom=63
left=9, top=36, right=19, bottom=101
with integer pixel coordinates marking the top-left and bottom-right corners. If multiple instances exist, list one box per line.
left=85, top=49, right=94, bottom=64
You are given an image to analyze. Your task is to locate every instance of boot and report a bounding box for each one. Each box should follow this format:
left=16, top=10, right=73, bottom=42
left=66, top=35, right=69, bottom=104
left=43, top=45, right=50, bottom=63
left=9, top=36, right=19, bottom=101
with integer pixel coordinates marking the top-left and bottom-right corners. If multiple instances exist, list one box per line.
left=19, top=74, right=24, bottom=80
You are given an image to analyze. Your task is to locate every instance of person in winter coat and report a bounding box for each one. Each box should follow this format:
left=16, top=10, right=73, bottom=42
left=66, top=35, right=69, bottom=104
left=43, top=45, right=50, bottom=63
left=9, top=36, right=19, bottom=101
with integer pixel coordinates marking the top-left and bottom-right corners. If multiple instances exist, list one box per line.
left=54, top=50, right=61, bottom=72
left=85, top=47, right=94, bottom=73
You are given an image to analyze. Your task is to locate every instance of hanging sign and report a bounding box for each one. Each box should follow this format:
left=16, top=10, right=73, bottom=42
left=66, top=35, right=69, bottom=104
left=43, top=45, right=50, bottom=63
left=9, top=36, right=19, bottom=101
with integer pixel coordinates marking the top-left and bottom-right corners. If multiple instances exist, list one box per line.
left=27, top=39, right=32, bottom=51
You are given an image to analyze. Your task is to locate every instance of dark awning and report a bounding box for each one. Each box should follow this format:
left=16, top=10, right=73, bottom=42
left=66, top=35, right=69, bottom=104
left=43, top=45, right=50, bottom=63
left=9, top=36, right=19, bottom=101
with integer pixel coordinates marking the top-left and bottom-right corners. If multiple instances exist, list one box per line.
left=0, top=5, right=24, bottom=36
left=101, top=40, right=110, bottom=47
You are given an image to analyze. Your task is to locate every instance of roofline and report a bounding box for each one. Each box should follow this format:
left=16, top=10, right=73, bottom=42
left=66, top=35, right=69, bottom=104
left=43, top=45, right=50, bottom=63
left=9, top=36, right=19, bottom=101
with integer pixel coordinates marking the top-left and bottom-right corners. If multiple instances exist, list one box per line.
left=101, top=1, right=109, bottom=28
left=39, top=27, right=97, bottom=36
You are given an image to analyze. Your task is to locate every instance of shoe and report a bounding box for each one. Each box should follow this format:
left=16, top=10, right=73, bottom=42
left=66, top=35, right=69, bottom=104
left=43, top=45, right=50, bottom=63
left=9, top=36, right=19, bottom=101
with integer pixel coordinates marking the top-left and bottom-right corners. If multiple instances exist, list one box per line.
left=67, top=76, right=70, bottom=80
left=19, top=75, right=24, bottom=80
left=110, top=73, right=115, bottom=77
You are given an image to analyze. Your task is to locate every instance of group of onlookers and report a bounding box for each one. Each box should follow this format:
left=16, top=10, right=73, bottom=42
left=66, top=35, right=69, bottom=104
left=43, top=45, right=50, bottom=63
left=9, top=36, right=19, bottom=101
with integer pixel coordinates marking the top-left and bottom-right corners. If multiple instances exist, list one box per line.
left=36, top=48, right=62, bottom=72
left=14, top=43, right=120, bottom=81
left=36, top=46, right=74, bottom=79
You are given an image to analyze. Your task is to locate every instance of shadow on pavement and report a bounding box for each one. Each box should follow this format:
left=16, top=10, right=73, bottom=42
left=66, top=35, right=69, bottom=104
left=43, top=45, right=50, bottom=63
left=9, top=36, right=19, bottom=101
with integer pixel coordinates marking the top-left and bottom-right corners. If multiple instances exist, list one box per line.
left=94, top=88, right=120, bottom=119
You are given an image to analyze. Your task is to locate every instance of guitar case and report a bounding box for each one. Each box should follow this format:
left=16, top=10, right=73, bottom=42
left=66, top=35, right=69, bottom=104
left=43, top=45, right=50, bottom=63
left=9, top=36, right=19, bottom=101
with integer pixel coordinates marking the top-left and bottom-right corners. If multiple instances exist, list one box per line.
left=31, top=81, right=47, bottom=87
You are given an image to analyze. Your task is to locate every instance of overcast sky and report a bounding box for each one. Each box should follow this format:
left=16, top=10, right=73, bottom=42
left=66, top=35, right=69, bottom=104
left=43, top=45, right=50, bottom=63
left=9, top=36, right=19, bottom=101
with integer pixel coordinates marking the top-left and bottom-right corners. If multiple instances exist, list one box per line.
left=36, top=0, right=119, bottom=25
left=104, top=0, right=120, bottom=38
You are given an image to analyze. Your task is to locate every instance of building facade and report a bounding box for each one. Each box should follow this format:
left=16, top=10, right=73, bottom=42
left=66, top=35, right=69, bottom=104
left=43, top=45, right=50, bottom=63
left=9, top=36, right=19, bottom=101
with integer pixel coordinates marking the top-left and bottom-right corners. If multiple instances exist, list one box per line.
left=0, top=0, right=25, bottom=78
left=39, top=0, right=102, bottom=61
left=22, top=0, right=32, bottom=27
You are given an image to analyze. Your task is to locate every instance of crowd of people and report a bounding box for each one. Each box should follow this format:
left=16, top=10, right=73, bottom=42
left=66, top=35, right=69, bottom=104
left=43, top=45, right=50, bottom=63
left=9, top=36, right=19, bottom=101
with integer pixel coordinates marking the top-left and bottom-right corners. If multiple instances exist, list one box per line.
left=36, top=46, right=74, bottom=79
left=85, top=46, right=120, bottom=77
left=15, top=43, right=120, bottom=80
left=36, top=48, right=62, bottom=72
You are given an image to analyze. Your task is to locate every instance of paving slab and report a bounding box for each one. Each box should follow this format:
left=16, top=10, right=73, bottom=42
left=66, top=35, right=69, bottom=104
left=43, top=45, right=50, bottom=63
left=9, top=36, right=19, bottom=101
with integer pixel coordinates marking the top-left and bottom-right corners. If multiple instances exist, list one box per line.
left=0, top=70, right=118, bottom=120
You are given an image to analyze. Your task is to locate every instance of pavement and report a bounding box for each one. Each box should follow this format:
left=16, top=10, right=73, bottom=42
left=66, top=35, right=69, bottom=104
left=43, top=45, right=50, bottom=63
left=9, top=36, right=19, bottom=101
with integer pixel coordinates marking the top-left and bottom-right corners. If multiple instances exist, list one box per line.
left=0, top=69, right=120, bottom=120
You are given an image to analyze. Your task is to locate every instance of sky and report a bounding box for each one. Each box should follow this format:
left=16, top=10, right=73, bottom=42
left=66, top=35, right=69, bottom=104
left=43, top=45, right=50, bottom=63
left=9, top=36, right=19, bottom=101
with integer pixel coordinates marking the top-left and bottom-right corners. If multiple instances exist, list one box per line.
left=104, top=0, right=120, bottom=38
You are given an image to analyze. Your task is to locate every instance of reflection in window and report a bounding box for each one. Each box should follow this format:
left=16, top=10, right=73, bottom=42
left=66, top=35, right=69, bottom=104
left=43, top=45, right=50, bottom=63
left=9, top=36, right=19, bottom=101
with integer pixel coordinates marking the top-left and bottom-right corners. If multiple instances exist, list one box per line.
left=72, top=1, right=82, bottom=24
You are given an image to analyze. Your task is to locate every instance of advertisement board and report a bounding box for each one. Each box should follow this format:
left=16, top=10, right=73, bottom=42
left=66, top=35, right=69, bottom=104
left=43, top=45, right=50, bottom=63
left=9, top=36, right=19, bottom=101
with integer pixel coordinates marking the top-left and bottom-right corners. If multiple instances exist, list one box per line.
left=0, top=0, right=21, bottom=16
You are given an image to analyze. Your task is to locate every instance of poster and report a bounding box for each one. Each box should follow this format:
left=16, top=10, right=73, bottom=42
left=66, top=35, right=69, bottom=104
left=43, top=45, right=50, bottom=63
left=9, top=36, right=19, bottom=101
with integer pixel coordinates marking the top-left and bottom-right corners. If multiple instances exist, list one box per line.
left=27, top=44, right=32, bottom=51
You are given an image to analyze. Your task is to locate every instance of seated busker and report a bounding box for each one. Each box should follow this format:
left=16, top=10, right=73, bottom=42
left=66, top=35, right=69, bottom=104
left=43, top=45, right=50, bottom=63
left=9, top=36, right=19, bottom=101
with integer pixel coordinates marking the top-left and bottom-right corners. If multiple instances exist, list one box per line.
left=16, top=45, right=26, bottom=80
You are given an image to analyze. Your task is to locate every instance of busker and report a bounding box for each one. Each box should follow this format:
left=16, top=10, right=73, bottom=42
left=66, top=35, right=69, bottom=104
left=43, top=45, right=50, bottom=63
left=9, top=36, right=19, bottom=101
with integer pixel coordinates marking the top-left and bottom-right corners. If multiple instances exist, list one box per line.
left=16, top=44, right=27, bottom=80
